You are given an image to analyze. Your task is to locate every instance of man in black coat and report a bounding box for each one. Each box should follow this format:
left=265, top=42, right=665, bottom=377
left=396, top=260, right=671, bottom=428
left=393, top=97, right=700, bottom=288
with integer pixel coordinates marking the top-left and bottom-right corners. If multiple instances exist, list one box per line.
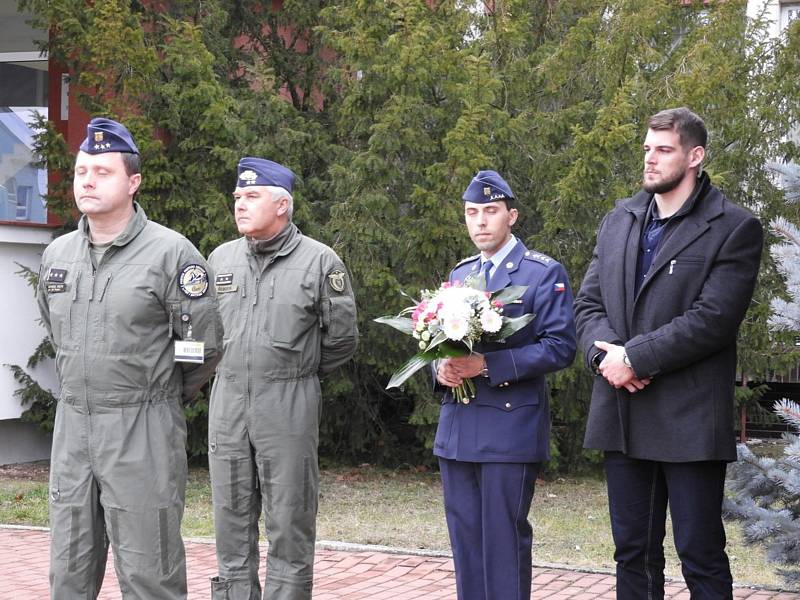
left=574, top=107, right=763, bottom=600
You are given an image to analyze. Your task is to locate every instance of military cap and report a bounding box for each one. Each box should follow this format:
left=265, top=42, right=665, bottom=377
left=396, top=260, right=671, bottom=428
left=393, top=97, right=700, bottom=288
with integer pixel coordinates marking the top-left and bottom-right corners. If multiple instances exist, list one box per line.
left=236, top=157, right=295, bottom=192
left=463, top=170, right=515, bottom=203
left=79, top=117, right=139, bottom=155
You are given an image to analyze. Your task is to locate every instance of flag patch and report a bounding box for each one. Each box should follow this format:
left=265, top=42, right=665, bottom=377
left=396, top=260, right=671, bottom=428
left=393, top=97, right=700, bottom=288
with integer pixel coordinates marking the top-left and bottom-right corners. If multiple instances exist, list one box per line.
left=554, top=282, right=566, bottom=293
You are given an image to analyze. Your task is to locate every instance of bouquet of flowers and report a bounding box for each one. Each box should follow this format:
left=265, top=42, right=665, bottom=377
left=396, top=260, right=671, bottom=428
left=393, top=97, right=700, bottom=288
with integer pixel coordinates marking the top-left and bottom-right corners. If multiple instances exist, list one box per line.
left=375, top=273, right=535, bottom=402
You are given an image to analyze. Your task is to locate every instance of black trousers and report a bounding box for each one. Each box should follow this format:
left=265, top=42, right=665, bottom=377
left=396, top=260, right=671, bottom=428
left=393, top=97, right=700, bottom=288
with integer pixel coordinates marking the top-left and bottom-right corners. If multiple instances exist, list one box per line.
left=604, top=452, right=733, bottom=600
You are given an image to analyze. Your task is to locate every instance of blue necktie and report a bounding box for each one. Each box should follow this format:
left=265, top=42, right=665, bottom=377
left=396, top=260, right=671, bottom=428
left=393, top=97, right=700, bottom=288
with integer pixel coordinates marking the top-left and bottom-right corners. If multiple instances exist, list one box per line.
left=480, top=260, right=493, bottom=288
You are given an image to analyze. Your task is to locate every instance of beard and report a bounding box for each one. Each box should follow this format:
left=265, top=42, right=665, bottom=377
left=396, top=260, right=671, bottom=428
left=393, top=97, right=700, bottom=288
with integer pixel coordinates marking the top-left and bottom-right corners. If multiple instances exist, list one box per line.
left=643, top=167, right=686, bottom=194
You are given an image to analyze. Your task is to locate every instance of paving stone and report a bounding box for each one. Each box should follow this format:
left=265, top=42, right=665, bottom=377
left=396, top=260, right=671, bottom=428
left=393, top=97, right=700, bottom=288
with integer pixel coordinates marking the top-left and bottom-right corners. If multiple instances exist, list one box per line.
left=1, top=526, right=799, bottom=599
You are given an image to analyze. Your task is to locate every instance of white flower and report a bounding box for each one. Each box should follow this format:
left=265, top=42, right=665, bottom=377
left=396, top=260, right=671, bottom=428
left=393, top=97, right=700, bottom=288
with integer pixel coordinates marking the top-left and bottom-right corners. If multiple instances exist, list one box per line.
left=419, top=340, right=427, bottom=350
left=421, top=330, right=431, bottom=342
left=480, top=309, right=503, bottom=333
left=442, top=316, right=469, bottom=340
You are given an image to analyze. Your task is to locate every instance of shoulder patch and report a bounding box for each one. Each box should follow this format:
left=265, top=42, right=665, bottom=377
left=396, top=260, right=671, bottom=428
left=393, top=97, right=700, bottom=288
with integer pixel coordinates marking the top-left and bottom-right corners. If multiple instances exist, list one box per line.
left=455, top=253, right=481, bottom=267
left=523, top=250, right=554, bottom=265
left=178, top=264, right=209, bottom=298
left=328, top=269, right=347, bottom=293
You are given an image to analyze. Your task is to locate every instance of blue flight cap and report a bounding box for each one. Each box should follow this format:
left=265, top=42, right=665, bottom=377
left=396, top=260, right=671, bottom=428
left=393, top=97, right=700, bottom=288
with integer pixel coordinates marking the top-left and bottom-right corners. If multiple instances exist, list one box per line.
left=236, top=157, right=295, bottom=192
left=78, top=117, right=139, bottom=155
left=463, top=170, right=515, bottom=203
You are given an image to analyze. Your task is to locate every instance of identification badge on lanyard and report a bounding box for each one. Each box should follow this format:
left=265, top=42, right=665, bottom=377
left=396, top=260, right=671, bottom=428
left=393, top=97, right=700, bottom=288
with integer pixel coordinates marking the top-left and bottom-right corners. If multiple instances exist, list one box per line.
left=174, top=315, right=204, bottom=363
left=174, top=340, right=205, bottom=363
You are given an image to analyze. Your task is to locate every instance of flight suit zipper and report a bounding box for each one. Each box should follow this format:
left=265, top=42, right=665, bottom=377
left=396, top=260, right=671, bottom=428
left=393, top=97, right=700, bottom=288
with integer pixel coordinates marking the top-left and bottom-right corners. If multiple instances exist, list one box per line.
left=247, top=275, right=260, bottom=406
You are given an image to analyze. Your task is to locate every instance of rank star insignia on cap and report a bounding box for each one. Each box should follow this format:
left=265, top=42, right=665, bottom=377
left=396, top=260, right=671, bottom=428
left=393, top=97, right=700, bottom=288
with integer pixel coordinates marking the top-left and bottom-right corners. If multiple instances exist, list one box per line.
left=236, top=157, right=296, bottom=192
left=463, top=170, right=515, bottom=204
left=79, top=117, right=140, bottom=155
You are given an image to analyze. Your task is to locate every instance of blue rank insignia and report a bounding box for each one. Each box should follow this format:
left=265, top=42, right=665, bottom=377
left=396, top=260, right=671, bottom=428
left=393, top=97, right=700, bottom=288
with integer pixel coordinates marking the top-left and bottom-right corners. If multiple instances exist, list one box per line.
left=215, top=272, right=237, bottom=294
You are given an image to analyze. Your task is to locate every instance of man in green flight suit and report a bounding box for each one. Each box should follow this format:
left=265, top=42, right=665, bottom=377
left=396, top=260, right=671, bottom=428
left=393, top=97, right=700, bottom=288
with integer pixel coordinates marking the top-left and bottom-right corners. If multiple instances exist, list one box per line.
left=208, top=157, right=358, bottom=600
left=37, top=117, right=223, bottom=599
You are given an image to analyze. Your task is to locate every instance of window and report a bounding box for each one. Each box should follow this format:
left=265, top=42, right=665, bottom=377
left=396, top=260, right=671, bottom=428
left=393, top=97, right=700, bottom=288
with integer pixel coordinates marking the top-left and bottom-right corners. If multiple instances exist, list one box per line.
left=783, top=3, right=800, bottom=30
left=0, top=54, right=48, bottom=225
left=0, top=0, right=49, bottom=225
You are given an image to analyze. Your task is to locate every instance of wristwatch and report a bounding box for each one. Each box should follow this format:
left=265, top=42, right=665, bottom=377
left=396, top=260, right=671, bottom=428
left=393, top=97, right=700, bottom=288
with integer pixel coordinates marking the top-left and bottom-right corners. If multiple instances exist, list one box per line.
left=591, top=351, right=606, bottom=375
left=622, top=351, right=632, bottom=369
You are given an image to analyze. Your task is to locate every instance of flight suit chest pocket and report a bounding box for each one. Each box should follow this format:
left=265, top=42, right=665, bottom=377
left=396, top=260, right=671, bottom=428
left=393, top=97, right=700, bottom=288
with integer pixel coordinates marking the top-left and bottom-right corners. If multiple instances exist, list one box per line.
left=268, top=277, right=317, bottom=349
left=214, top=269, right=244, bottom=332
left=45, top=269, right=82, bottom=348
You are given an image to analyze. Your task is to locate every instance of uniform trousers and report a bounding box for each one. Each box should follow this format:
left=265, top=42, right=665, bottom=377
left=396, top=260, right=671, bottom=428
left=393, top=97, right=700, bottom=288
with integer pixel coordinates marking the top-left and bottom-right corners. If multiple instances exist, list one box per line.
left=604, top=452, right=732, bottom=600
left=49, top=399, right=189, bottom=600
left=439, top=458, right=540, bottom=600
left=209, top=379, right=320, bottom=600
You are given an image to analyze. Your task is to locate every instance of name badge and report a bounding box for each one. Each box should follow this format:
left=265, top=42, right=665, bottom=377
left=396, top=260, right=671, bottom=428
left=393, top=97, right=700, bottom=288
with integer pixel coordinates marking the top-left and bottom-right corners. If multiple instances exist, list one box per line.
left=174, top=340, right=205, bottom=363
left=46, top=282, right=68, bottom=293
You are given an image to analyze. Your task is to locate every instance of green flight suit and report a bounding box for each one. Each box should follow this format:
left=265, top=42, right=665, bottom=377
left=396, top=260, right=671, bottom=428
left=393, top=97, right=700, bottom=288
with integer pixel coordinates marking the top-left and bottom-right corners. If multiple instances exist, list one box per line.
left=208, top=223, right=358, bottom=600
left=37, top=203, right=223, bottom=599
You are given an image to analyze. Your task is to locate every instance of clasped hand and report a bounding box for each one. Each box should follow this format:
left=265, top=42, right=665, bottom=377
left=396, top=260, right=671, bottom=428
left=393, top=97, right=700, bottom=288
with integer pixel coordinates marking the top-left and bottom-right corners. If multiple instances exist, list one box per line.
left=594, top=341, right=651, bottom=394
left=436, top=354, right=485, bottom=388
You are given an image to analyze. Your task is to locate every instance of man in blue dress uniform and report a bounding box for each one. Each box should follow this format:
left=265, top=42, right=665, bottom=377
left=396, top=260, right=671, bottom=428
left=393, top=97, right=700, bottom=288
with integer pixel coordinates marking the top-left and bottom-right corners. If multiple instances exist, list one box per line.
left=435, top=170, right=577, bottom=600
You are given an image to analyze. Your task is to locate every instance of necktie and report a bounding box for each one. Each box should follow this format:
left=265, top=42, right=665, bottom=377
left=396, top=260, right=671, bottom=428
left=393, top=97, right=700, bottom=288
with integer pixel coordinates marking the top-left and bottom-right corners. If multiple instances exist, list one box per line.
left=480, top=260, right=493, bottom=288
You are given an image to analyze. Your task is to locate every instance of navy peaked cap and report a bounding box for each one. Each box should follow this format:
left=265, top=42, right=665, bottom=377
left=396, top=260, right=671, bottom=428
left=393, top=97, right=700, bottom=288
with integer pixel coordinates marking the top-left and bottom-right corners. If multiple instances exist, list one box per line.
left=463, top=170, right=515, bottom=203
left=79, top=117, right=139, bottom=155
left=236, top=157, right=295, bottom=192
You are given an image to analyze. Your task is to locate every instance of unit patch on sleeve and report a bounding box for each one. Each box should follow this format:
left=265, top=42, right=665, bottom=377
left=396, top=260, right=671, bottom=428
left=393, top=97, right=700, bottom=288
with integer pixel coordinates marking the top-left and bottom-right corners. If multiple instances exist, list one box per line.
left=178, top=264, right=209, bottom=298
left=215, top=273, right=237, bottom=294
left=46, top=267, right=68, bottom=293
left=328, top=270, right=346, bottom=293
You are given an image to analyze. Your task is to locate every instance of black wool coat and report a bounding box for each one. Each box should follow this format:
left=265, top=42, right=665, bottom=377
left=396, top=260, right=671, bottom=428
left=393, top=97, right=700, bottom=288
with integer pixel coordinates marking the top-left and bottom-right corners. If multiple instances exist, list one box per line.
left=574, top=174, right=763, bottom=462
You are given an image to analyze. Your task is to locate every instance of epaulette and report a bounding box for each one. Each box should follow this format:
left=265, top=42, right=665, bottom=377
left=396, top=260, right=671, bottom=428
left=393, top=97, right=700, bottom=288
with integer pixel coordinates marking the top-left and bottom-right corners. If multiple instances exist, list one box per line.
left=455, top=253, right=481, bottom=267
left=523, top=250, right=554, bottom=265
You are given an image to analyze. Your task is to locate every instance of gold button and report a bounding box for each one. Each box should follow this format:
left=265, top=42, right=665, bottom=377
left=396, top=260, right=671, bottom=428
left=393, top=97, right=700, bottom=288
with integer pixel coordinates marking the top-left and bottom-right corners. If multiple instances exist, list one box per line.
left=505, top=402, right=512, bottom=409
left=506, top=262, right=514, bottom=268
left=462, top=398, right=470, bottom=405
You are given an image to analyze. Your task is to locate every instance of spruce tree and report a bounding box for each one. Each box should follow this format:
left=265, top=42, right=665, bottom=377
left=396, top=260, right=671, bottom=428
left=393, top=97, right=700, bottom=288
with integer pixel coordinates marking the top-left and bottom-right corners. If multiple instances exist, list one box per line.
left=725, top=165, right=800, bottom=588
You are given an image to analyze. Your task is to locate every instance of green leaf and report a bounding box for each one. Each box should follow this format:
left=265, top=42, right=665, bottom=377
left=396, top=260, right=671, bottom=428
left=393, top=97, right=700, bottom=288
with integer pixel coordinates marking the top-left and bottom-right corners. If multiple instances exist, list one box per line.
left=387, top=353, right=433, bottom=389
left=374, top=315, right=415, bottom=335
left=422, top=329, right=449, bottom=353
left=492, top=285, right=528, bottom=304
left=497, top=313, right=536, bottom=339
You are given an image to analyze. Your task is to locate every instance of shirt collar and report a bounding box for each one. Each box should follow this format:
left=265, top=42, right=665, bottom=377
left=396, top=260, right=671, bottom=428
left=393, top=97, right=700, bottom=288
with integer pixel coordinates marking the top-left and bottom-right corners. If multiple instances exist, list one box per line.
left=647, top=172, right=708, bottom=222
left=482, top=235, right=518, bottom=267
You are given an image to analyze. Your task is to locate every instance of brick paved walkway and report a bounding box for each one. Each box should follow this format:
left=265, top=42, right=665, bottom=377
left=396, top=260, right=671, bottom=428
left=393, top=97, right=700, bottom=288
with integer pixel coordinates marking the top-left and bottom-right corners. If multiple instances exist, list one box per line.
left=1, top=526, right=798, bottom=599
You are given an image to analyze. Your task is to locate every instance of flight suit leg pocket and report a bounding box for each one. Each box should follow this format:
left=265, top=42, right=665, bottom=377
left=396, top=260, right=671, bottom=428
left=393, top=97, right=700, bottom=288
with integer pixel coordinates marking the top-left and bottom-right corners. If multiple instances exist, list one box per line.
left=111, top=503, right=183, bottom=575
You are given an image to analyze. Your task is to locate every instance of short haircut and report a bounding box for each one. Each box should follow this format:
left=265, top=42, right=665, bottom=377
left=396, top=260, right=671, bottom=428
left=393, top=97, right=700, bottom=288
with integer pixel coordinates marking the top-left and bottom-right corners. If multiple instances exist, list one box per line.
left=266, top=186, right=294, bottom=220
left=649, top=107, right=708, bottom=150
left=121, top=152, right=141, bottom=176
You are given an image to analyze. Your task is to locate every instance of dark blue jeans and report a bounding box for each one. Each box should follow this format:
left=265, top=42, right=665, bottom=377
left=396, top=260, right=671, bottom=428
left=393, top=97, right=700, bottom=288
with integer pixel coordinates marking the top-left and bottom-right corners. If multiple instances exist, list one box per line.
left=604, top=452, right=732, bottom=600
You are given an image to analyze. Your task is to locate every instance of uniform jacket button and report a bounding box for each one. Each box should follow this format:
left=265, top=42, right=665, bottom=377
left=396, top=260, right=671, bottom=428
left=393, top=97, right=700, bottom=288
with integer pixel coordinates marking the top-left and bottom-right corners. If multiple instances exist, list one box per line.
left=505, top=402, right=512, bottom=409
left=462, top=398, right=470, bottom=405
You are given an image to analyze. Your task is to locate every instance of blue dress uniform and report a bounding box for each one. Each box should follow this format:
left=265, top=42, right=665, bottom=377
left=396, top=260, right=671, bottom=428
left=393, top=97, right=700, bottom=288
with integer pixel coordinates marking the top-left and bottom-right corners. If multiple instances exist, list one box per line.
left=434, top=171, right=576, bottom=600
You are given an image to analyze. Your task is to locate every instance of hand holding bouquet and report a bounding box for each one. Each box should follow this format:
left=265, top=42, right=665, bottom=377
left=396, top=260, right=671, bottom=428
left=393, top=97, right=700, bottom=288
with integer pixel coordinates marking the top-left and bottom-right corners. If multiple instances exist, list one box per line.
left=375, top=274, right=535, bottom=402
